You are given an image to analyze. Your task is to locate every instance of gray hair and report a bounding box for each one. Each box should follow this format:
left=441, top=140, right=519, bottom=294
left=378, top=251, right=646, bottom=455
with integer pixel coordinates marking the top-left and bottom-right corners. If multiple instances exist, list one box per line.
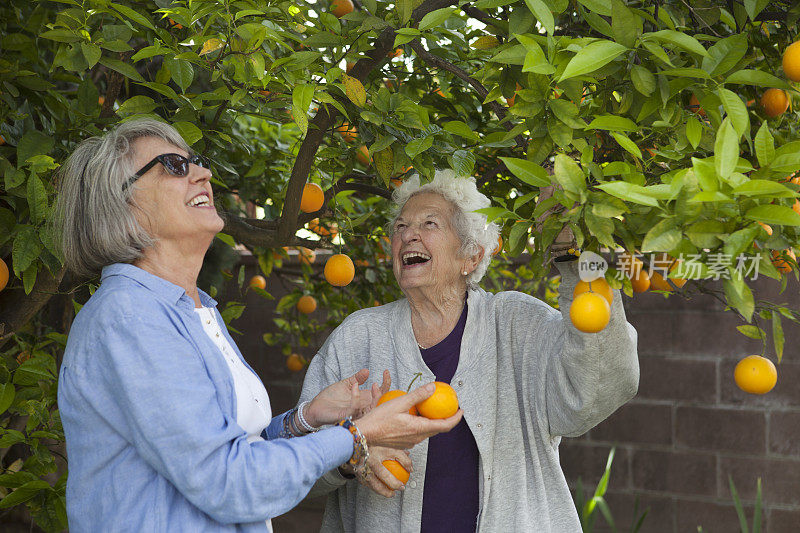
left=390, top=169, right=500, bottom=289
left=53, top=118, right=190, bottom=277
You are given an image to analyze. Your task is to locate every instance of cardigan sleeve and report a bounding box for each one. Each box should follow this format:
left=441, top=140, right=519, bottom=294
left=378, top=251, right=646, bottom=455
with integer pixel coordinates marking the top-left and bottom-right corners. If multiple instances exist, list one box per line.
left=540, top=259, right=639, bottom=437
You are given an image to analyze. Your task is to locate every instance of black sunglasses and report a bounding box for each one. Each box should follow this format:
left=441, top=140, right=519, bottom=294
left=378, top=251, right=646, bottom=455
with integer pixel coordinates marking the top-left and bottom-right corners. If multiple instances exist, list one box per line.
left=123, top=153, right=209, bottom=190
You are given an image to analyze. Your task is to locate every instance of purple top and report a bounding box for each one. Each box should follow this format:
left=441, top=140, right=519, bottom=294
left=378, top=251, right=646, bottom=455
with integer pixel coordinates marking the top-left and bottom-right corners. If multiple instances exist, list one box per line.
left=419, top=302, right=479, bottom=532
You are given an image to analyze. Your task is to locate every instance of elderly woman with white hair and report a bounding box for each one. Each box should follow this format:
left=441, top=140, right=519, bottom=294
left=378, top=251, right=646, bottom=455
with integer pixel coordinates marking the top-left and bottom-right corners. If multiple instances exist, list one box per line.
left=299, top=170, right=639, bottom=532
left=53, top=118, right=461, bottom=532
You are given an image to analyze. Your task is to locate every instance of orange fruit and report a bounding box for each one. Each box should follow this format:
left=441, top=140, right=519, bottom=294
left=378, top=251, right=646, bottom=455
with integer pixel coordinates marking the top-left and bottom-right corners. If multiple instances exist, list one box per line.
left=249, top=275, right=267, bottom=290
left=569, top=292, right=610, bottom=333
left=168, top=18, right=184, bottom=29
left=258, top=89, right=271, bottom=97
left=620, top=253, right=650, bottom=293
left=388, top=48, right=403, bottom=59
left=734, top=355, right=777, bottom=394
left=377, top=389, right=418, bottom=415
left=415, top=382, right=459, bottom=419
left=296, top=295, right=317, bottom=314
left=382, top=460, right=410, bottom=485
left=782, top=41, right=800, bottom=82
left=300, top=183, right=325, bottom=213
left=761, top=89, right=789, bottom=118
left=688, top=94, right=706, bottom=117
left=651, top=253, right=687, bottom=288
left=297, top=247, right=316, bottom=265
left=98, top=96, right=105, bottom=106
left=331, top=0, right=354, bottom=18
left=0, top=135, right=5, bottom=146
left=758, top=221, right=773, bottom=236
left=384, top=79, right=398, bottom=91
left=335, top=122, right=358, bottom=142
left=573, top=278, right=613, bottom=305
left=324, top=254, right=355, bottom=286
left=0, top=257, right=9, bottom=292
left=493, top=236, right=503, bottom=256
left=793, top=199, right=800, bottom=216
left=630, top=268, right=650, bottom=293
left=771, top=249, right=796, bottom=273
left=354, top=259, right=369, bottom=267
left=356, top=145, right=371, bottom=166
left=390, top=177, right=403, bottom=188
left=648, top=270, right=674, bottom=292
left=287, top=353, right=305, bottom=372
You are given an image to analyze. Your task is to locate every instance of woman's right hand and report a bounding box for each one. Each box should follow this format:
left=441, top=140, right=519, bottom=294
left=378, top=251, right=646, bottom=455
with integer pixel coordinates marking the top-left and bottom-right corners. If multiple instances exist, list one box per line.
left=356, top=382, right=462, bottom=449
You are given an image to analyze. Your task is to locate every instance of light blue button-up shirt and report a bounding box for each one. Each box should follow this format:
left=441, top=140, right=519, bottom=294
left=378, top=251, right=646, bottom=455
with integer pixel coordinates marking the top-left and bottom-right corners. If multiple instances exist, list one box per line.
left=58, top=263, right=353, bottom=532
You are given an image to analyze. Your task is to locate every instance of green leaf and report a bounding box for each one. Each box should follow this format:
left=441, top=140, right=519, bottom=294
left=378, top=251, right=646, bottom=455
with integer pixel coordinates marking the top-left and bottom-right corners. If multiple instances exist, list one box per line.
left=369, top=135, right=396, bottom=154
left=499, top=157, right=550, bottom=187
left=418, top=8, right=456, bottom=31
left=737, top=325, right=764, bottom=339
left=559, top=40, right=627, bottom=82
left=451, top=150, right=475, bottom=178
left=109, top=2, right=156, bottom=30
left=341, top=74, right=366, bottom=107
left=172, top=121, right=202, bottom=145
left=686, top=116, right=702, bottom=149
left=99, top=57, right=145, bottom=83
left=509, top=219, right=531, bottom=252
left=732, top=180, right=796, bottom=198
left=116, top=95, right=157, bottom=116
left=374, top=147, right=394, bottom=183
left=772, top=312, right=784, bottom=363
left=717, top=88, right=749, bottom=138
left=0, top=480, right=50, bottom=509
left=443, top=121, right=480, bottom=141
left=0, top=383, right=14, bottom=415
left=644, top=30, right=708, bottom=56
left=641, top=219, right=682, bottom=252
left=714, top=118, right=738, bottom=179
left=577, top=0, right=611, bottom=16
left=80, top=43, right=101, bottom=68
left=724, top=271, right=754, bottom=322
left=488, top=44, right=527, bottom=66
left=38, top=29, right=80, bottom=43
left=725, top=70, right=792, bottom=89
left=17, top=130, right=54, bottom=168
left=611, top=0, right=639, bottom=48
left=596, top=182, right=659, bottom=206
left=754, top=122, right=775, bottom=168
left=405, top=137, right=434, bottom=159
left=292, top=83, right=315, bottom=136
left=584, top=210, right=615, bottom=247
left=702, top=33, right=747, bottom=77
left=11, top=226, right=41, bottom=276
left=686, top=220, right=724, bottom=248
left=165, top=58, right=194, bottom=92
left=610, top=132, right=642, bottom=159
left=26, top=173, right=47, bottom=225
left=553, top=154, right=586, bottom=194
left=630, top=65, right=656, bottom=96
left=517, top=34, right=554, bottom=74
left=396, top=0, right=413, bottom=24
left=744, top=205, right=800, bottom=226
left=474, top=207, right=513, bottom=223
left=524, top=0, right=554, bottom=35
left=587, top=115, right=638, bottom=132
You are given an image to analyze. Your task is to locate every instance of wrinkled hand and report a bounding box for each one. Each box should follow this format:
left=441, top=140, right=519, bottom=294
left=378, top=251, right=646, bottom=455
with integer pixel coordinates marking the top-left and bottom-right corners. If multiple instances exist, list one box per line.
left=358, top=446, right=413, bottom=498
left=305, top=369, right=373, bottom=427
left=357, top=382, right=463, bottom=450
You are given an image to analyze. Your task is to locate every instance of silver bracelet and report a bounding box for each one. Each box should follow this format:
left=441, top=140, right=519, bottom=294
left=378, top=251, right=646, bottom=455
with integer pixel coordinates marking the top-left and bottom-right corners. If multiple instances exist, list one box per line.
left=296, top=401, right=319, bottom=433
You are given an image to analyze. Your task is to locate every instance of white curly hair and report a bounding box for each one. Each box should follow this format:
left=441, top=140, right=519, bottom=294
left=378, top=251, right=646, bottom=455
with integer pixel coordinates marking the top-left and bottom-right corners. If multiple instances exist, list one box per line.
left=390, top=169, right=500, bottom=289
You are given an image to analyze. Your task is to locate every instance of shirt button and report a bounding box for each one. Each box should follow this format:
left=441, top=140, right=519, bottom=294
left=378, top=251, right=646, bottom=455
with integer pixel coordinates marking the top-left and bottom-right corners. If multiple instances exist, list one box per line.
left=215, top=332, right=220, bottom=337
left=457, top=380, right=463, bottom=386
left=476, top=423, right=482, bottom=429
left=206, top=320, right=211, bottom=325
left=408, top=480, right=417, bottom=488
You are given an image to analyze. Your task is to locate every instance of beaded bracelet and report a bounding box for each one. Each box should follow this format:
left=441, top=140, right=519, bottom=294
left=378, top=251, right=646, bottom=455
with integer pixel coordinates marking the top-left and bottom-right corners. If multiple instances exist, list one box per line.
left=335, top=417, right=369, bottom=476
left=278, top=409, right=298, bottom=439
left=296, top=401, right=318, bottom=433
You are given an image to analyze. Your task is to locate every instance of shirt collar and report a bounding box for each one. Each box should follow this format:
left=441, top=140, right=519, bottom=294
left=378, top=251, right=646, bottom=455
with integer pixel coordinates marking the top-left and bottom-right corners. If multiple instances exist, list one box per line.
left=101, top=263, right=218, bottom=308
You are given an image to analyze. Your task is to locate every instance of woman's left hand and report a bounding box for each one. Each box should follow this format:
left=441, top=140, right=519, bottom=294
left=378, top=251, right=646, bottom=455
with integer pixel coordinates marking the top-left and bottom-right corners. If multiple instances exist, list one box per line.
left=305, top=369, right=384, bottom=427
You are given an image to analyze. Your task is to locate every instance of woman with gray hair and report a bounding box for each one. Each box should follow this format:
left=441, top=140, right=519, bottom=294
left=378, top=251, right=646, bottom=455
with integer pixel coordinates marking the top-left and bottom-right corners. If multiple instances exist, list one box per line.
left=54, top=118, right=461, bottom=532
left=299, top=169, right=639, bottom=532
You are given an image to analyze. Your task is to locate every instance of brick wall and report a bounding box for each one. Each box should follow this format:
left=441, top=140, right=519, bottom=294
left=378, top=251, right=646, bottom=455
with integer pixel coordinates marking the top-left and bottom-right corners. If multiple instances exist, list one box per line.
left=228, top=257, right=800, bottom=532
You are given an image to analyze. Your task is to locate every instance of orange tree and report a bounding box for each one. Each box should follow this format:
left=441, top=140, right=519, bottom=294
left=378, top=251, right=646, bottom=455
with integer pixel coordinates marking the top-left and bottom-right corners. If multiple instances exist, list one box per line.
left=3, top=0, right=800, bottom=528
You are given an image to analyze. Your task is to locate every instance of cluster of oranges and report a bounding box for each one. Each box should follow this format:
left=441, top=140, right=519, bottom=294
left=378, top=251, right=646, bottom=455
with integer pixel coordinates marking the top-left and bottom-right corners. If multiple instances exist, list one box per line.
left=569, top=277, right=612, bottom=333
left=757, top=41, right=800, bottom=118
left=375, top=381, right=459, bottom=486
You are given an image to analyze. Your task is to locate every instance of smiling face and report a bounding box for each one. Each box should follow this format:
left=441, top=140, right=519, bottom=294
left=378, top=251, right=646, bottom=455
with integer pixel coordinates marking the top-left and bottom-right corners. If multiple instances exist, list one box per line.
left=391, top=192, right=470, bottom=297
left=128, top=136, right=223, bottom=250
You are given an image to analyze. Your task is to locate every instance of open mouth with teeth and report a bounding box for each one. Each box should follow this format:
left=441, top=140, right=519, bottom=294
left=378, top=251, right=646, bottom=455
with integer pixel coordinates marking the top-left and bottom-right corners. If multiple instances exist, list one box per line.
left=402, top=251, right=431, bottom=266
left=187, top=193, right=212, bottom=208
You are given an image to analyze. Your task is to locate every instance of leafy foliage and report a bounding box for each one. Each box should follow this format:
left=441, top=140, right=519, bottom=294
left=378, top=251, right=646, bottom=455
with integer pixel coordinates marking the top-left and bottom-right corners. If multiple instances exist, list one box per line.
left=2, top=0, right=800, bottom=528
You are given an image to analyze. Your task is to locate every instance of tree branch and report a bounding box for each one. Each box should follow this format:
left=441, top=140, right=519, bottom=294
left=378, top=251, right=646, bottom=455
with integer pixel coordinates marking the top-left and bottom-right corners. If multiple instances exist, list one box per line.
left=0, top=266, right=66, bottom=347
left=407, top=41, right=526, bottom=149
left=462, top=5, right=505, bottom=32
left=100, top=51, right=133, bottom=119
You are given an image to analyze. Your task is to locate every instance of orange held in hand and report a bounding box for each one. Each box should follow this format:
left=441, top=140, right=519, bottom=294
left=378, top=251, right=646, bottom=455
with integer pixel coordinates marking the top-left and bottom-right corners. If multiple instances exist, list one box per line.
left=377, top=389, right=419, bottom=415
left=570, top=291, right=610, bottom=333
left=573, top=278, right=613, bottom=305
left=415, top=382, right=458, bottom=419
left=734, top=355, right=777, bottom=395
left=324, top=254, right=355, bottom=286
left=382, top=460, right=410, bottom=485
left=300, top=183, right=325, bottom=213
